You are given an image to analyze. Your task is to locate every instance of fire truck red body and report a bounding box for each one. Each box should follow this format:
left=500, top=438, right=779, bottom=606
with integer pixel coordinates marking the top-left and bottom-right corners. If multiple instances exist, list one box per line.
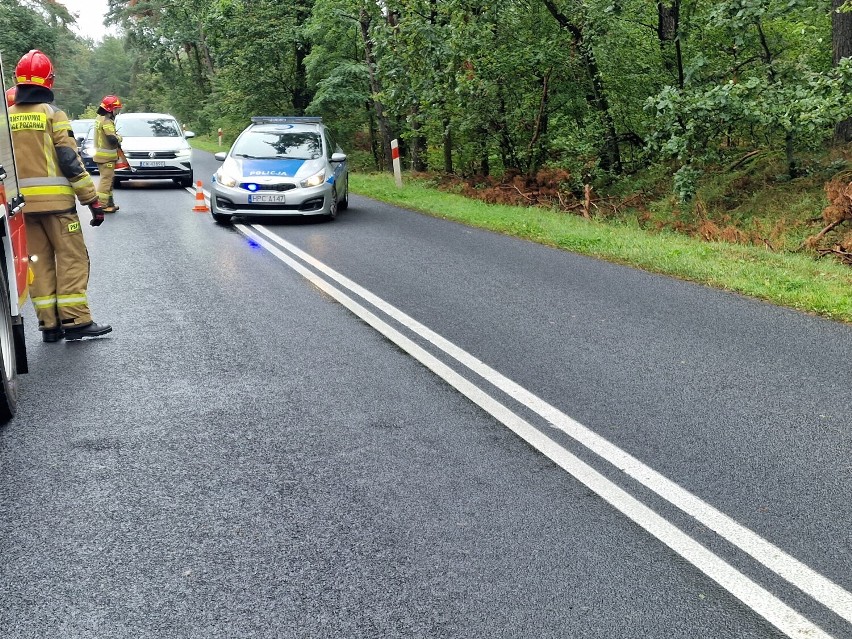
left=0, top=54, right=31, bottom=422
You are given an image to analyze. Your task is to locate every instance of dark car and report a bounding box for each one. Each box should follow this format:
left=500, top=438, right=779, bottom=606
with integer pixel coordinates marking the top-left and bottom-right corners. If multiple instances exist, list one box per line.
left=70, top=119, right=94, bottom=149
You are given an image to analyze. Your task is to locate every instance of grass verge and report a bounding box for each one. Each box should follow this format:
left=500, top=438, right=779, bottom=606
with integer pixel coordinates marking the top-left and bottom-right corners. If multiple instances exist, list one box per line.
left=350, top=171, right=852, bottom=324
left=191, top=136, right=229, bottom=154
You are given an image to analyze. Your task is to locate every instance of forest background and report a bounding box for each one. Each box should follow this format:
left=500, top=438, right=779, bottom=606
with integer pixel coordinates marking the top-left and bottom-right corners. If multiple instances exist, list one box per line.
left=5, top=0, right=852, bottom=320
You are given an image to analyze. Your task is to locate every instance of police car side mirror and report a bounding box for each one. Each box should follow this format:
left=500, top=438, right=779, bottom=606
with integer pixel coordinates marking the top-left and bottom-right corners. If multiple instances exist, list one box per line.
left=331, top=152, right=347, bottom=163
left=214, top=152, right=227, bottom=162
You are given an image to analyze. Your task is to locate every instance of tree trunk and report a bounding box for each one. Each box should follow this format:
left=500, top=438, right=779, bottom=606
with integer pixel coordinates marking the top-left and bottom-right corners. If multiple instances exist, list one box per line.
left=657, top=1, right=684, bottom=88
left=442, top=116, right=453, bottom=174
left=359, top=8, right=393, bottom=171
left=477, top=125, right=490, bottom=177
left=834, top=0, right=852, bottom=143
left=525, top=69, right=551, bottom=178
left=411, top=114, right=428, bottom=172
left=185, top=43, right=209, bottom=93
left=497, top=93, right=520, bottom=171
left=786, top=131, right=799, bottom=179
left=366, top=101, right=381, bottom=171
left=541, top=0, right=622, bottom=174
left=293, top=40, right=311, bottom=114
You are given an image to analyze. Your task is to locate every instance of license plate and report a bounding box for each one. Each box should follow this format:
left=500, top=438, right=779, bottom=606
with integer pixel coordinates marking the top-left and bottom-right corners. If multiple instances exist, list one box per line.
left=249, top=194, right=286, bottom=204
left=139, top=161, right=165, bottom=167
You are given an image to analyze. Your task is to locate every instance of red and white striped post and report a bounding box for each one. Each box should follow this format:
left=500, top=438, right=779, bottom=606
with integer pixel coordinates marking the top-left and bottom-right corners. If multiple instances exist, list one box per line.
left=217, top=127, right=223, bottom=147
left=391, top=138, right=402, bottom=188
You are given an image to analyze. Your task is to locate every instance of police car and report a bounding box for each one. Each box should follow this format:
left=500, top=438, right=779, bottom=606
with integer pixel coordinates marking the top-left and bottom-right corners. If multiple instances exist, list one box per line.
left=211, top=117, right=348, bottom=224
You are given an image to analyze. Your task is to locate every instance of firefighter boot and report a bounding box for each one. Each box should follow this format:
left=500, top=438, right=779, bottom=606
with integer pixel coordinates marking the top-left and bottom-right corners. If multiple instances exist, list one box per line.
left=107, top=196, right=119, bottom=213
left=42, top=327, right=64, bottom=343
left=63, top=322, right=113, bottom=341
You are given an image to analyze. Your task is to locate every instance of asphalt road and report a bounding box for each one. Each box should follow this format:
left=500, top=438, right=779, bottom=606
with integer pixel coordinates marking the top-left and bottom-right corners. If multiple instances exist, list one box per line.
left=0, top=150, right=849, bottom=638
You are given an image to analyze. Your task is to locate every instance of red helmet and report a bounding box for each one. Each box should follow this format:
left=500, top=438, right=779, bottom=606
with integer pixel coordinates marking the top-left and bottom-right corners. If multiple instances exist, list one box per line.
left=5, top=87, right=15, bottom=108
left=15, top=49, right=55, bottom=89
left=99, top=95, right=123, bottom=113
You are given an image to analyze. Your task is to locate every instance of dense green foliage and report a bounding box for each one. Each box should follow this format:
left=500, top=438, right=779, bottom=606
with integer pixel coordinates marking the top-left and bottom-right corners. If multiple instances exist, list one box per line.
left=2, top=0, right=852, bottom=201
left=0, top=1, right=131, bottom=116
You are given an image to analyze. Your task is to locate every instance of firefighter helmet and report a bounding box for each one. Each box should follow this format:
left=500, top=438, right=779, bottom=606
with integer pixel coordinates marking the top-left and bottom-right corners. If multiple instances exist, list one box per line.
left=15, top=49, right=55, bottom=89
left=5, top=87, right=14, bottom=107
left=99, top=95, right=123, bottom=113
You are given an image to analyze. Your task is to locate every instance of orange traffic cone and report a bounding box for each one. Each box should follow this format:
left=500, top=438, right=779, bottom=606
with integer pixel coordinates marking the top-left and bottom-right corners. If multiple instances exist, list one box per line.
left=115, top=148, right=133, bottom=171
left=192, top=180, right=209, bottom=213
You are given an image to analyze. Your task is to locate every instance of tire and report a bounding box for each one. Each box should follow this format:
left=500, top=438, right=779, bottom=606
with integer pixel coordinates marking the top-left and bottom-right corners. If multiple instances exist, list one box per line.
left=177, top=173, right=194, bottom=188
left=211, top=210, right=232, bottom=225
left=113, top=179, right=123, bottom=189
left=0, top=272, right=20, bottom=424
left=325, top=187, right=338, bottom=221
left=338, top=177, right=349, bottom=211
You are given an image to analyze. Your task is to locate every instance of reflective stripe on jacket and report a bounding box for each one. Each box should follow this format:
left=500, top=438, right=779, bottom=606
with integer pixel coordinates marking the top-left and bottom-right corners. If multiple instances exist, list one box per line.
left=93, top=114, right=122, bottom=163
left=9, top=103, right=97, bottom=214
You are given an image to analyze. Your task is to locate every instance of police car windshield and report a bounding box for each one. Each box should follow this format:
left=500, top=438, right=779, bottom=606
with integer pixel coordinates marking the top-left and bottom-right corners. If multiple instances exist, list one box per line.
left=117, top=117, right=182, bottom=137
left=234, top=130, right=322, bottom=160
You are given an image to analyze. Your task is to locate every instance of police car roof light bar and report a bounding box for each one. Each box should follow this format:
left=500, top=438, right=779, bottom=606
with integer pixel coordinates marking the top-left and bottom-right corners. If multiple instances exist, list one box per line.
left=251, top=116, right=323, bottom=125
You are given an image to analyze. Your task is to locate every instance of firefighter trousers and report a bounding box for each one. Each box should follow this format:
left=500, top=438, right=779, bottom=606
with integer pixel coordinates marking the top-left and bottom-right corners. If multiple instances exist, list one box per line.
left=25, top=211, right=93, bottom=331
left=96, top=161, right=116, bottom=207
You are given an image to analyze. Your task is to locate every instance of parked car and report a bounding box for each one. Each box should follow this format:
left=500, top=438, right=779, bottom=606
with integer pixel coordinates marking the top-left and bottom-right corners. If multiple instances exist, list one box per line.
left=80, top=126, right=98, bottom=175
left=70, top=118, right=94, bottom=149
left=111, top=113, right=194, bottom=188
left=210, top=116, right=348, bottom=224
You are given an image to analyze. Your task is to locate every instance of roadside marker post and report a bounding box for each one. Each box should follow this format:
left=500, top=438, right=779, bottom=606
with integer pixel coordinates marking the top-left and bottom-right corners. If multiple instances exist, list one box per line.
left=217, top=128, right=223, bottom=146
left=391, top=138, right=402, bottom=188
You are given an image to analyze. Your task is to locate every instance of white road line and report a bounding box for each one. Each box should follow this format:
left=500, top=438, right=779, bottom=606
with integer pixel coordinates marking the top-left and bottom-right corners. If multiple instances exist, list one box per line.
left=249, top=223, right=852, bottom=627
left=238, top=224, right=834, bottom=639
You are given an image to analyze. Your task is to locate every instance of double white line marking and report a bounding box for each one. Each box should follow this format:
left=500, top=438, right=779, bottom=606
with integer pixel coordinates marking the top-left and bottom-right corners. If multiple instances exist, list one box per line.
left=238, top=222, right=851, bottom=638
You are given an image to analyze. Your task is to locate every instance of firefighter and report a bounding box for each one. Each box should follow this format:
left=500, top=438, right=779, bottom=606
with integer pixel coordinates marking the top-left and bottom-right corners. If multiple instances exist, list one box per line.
left=9, top=49, right=111, bottom=342
left=5, top=87, right=14, bottom=107
left=93, top=95, right=123, bottom=213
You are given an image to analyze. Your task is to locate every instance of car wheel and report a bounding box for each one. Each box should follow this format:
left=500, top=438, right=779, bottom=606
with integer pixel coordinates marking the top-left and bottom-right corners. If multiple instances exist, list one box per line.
left=211, top=207, right=232, bottom=225
left=325, top=188, right=338, bottom=221
left=113, top=179, right=123, bottom=189
left=0, top=270, right=20, bottom=424
left=338, top=177, right=349, bottom=211
left=177, top=174, right=194, bottom=188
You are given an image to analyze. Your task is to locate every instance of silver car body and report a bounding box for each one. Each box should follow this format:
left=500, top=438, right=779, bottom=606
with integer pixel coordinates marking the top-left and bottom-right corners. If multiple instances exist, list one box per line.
left=211, top=117, right=348, bottom=222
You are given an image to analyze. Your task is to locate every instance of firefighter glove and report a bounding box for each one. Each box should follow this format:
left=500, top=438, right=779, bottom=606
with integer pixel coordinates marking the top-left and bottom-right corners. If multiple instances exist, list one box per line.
left=89, top=201, right=105, bottom=227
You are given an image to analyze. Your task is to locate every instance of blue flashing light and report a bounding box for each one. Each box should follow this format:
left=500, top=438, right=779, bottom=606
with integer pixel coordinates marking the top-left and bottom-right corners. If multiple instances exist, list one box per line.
left=247, top=183, right=259, bottom=192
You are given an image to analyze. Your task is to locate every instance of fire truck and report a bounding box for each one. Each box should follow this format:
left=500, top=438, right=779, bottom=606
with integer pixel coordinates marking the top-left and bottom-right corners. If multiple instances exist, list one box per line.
left=0, top=54, right=31, bottom=423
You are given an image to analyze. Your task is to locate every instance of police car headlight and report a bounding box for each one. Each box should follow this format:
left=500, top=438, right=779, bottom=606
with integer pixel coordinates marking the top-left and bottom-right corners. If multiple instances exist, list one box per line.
left=300, top=169, right=326, bottom=188
left=216, top=169, right=239, bottom=188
